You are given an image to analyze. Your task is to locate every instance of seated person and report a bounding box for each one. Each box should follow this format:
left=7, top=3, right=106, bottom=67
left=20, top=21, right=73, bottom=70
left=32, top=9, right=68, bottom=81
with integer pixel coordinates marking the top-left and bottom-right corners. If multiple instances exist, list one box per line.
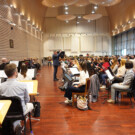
left=64, top=62, right=89, bottom=104
left=0, top=64, right=34, bottom=134
left=111, top=58, right=119, bottom=74
left=107, top=61, right=135, bottom=103
left=48, top=56, right=52, bottom=66
left=112, top=59, right=126, bottom=84
left=17, top=63, right=32, bottom=81
left=0, top=58, right=8, bottom=70
left=100, top=57, right=110, bottom=89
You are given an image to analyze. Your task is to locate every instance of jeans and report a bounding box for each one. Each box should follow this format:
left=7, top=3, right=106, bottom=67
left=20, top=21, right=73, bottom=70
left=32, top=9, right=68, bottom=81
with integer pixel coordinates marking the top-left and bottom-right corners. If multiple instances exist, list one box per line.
left=101, top=74, right=108, bottom=85
left=111, top=83, right=130, bottom=100
left=53, top=66, right=58, bottom=80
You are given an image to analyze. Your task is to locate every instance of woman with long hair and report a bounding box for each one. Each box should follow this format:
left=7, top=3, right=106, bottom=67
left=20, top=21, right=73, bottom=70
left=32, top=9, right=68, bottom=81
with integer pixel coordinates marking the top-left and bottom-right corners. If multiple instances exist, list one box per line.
left=17, top=63, right=32, bottom=81
left=64, top=62, right=89, bottom=104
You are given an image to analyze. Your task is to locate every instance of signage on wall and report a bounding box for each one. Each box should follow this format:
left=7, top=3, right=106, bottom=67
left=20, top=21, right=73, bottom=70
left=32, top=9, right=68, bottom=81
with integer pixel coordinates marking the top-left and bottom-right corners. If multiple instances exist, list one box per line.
left=9, top=39, right=14, bottom=48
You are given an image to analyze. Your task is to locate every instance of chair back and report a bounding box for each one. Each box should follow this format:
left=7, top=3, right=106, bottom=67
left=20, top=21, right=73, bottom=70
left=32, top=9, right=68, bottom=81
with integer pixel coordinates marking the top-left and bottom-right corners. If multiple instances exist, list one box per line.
left=131, top=76, right=135, bottom=91
left=0, top=96, right=23, bottom=116
left=85, top=78, right=90, bottom=93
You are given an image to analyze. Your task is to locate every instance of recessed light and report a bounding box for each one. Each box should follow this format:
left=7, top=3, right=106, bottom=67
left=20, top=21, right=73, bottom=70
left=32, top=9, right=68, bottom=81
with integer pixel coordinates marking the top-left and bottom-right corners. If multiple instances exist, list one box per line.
left=10, top=4, right=14, bottom=8
left=27, top=18, right=30, bottom=21
left=94, top=5, right=98, bottom=10
left=20, top=13, right=24, bottom=16
left=91, top=10, right=95, bottom=14
left=78, top=16, right=81, bottom=19
left=66, top=20, right=69, bottom=23
left=52, top=5, right=55, bottom=7
left=65, top=6, right=68, bottom=10
left=88, top=20, right=91, bottom=23
left=65, top=11, right=68, bottom=15
left=77, top=22, right=79, bottom=24
left=128, top=20, right=131, bottom=24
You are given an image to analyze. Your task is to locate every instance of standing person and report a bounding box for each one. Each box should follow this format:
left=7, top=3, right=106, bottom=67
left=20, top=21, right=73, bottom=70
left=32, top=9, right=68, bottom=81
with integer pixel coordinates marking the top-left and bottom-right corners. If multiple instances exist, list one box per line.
left=52, top=50, right=61, bottom=81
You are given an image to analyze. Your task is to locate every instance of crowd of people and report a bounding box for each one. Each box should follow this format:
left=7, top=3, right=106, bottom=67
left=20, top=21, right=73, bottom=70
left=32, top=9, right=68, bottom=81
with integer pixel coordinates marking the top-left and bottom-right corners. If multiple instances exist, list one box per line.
left=51, top=53, right=135, bottom=104
left=0, top=57, right=41, bottom=135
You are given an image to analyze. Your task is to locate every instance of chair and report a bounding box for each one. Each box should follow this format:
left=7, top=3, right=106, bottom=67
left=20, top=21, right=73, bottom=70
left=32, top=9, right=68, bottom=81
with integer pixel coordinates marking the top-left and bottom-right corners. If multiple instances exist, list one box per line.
left=0, top=96, right=32, bottom=135
left=115, top=77, right=135, bottom=107
left=72, top=78, right=90, bottom=107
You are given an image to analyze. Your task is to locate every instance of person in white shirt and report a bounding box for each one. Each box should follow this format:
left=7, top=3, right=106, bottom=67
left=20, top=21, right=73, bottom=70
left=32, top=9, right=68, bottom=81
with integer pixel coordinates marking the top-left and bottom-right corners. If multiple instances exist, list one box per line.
left=0, top=64, right=33, bottom=134
left=17, top=63, right=32, bottom=81
left=64, top=62, right=89, bottom=104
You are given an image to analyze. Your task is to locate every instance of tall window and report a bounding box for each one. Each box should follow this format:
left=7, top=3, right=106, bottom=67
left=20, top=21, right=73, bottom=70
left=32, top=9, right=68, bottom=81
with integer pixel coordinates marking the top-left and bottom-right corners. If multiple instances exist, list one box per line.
left=114, top=28, right=135, bottom=55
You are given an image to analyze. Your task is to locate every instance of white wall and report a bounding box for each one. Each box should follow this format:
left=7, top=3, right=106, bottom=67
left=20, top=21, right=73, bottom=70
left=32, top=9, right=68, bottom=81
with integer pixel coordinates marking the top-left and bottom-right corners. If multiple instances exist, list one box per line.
left=43, top=16, right=111, bottom=57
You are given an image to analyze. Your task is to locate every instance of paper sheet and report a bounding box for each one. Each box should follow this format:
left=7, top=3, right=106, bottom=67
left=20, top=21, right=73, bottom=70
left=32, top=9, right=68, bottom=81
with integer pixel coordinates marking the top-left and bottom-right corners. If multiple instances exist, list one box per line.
left=69, top=68, right=80, bottom=75
left=24, top=82, right=34, bottom=93
left=0, top=70, right=7, bottom=78
left=105, top=70, right=114, bottom=81
left=0, top=78, right=1, bottom=86
left=0, top=103, right=4, bottom=110
left=10, top=61, right=19, bottom=67
left=26, top=69, right=35, bottom=78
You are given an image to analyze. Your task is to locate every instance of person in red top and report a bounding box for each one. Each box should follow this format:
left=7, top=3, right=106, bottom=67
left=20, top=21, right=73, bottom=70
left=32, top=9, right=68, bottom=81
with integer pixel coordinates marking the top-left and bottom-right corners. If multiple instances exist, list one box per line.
left=100, top=57, right=110, bottom=89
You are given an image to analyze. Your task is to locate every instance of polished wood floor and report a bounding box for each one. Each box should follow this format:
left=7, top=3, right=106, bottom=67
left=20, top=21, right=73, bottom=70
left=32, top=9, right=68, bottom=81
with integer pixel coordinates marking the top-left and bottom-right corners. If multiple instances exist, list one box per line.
left=31, top=66, right=135, bottom=135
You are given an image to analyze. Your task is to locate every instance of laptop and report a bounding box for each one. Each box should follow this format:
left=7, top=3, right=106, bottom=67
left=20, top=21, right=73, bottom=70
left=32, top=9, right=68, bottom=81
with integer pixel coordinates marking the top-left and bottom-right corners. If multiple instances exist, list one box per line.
left=64, top=73, right=73, bottom=82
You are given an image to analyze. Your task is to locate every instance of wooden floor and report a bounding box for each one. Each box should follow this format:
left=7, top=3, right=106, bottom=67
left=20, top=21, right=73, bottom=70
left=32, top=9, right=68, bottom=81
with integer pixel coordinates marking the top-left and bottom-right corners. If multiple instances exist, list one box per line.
left=31, top=66, right=135, bottom=135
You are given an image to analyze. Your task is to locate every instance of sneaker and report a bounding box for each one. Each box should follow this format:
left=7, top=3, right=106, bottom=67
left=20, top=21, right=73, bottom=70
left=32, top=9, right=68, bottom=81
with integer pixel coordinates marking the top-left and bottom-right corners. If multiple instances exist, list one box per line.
left=64, top=99, right=72, bottom=104
left=15, top=125, right=23, bottom=135
left=100, top=85, right=106, bottom=89
left=107, top=99, right=115, bottom=103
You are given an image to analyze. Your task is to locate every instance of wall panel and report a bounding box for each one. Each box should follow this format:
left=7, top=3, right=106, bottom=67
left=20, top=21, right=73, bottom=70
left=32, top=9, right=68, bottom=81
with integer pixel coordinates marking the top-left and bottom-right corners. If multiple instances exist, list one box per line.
left=0, top=0, right=43, bottom=61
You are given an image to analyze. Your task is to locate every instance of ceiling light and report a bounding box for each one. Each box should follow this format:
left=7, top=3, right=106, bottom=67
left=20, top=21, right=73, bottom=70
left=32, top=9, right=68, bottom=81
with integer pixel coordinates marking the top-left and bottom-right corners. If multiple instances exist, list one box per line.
left=52, top=5, right=55, bottom=7
left=10, top=4, right=14, bottom=8
left=128, top=20, right=131, bottom=24
left=88, top=20, right=91, bottom=23
left=20, top=13, right=24, bottom=16
left=65, top=11, right=68, bottom=15
left=27, top=18, right=30, bottom=21
left=65, top=6, right=68, bottom=10
left=66, top=20, right=69, bottom=23
left=91, top=10, right=95, bottom=14
left=77, top=21, right=79, bottom=24
left=78, top=16, right=81, bottom=19
left=94, top=5, right=98, bottom=10
left=102, top=2, right=105, bottom=4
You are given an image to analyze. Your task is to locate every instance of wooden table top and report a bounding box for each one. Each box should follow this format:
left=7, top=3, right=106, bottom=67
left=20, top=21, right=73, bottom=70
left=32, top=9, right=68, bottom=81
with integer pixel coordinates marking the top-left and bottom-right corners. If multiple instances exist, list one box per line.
left=0, top=100, right=12, bottom=125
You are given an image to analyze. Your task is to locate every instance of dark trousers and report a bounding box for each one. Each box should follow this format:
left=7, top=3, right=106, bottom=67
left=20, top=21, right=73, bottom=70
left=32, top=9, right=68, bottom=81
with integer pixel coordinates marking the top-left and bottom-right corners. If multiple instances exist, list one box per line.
left=112, top=77, right=124, bottom=84
left=64, top=85, right=85, bottom=100
left=53, top=66, right=58, bottom=80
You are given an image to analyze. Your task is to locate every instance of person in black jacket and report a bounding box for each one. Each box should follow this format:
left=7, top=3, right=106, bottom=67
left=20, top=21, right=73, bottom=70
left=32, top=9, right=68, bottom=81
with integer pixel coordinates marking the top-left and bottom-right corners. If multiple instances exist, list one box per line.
left=52, top=50, right=61, bottom=81
left=0, top=58, right=8, bottom=70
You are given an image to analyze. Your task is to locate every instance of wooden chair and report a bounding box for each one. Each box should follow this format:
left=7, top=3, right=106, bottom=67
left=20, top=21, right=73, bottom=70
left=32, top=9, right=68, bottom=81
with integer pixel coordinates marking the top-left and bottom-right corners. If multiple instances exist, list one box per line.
left=72, top=78, right=90, bottom=106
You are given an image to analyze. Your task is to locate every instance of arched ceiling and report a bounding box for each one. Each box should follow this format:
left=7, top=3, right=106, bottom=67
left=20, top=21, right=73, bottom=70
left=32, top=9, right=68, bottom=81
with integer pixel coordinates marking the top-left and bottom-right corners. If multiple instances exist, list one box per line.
left=6, top=0, right=135, bottom=35
left=106, top=0, right=135, bottom=35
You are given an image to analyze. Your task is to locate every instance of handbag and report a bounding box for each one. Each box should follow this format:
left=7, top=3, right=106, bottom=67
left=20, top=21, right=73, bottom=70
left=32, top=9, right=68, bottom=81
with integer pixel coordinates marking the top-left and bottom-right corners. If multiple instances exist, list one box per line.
left=32, top=102, right=41, bottom=117
left=77, top=96, right=88, bottom=111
